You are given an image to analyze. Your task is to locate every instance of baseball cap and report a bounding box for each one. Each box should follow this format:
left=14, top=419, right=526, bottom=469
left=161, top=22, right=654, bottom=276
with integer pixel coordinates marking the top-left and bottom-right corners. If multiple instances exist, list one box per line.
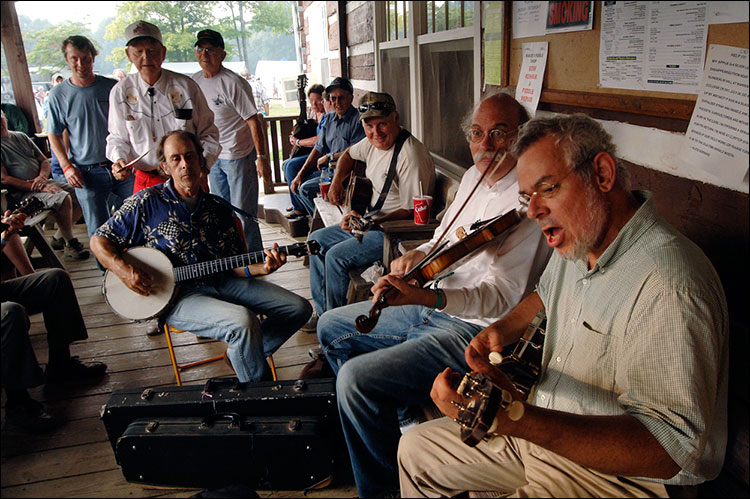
left=125, top=20, right=163, bottom=46
left=195, top=29, right=224, bottom=49
left=358, top=92, right=396, bottom=120
left=325, top=77, right=353, bottom=95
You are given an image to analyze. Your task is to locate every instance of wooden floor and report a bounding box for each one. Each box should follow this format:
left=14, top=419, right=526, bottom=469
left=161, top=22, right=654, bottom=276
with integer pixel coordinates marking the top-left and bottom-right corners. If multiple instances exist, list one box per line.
left=1, top=216, right=358, bottom=498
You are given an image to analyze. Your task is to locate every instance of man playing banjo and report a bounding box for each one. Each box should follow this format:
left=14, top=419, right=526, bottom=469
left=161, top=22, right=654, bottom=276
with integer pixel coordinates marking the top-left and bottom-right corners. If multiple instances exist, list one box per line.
left=91, top=130, right=312, bottom=382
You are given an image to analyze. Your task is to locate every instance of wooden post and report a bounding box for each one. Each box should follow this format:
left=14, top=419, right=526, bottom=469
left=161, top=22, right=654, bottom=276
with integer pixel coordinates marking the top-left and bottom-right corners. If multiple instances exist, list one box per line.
left=337, top=1, right=348, bottom=80
left=1, top=0, right=41, bottom=134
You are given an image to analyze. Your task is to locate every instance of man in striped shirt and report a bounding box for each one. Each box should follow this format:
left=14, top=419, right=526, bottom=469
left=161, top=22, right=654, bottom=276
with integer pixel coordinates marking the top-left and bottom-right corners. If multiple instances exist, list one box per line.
left=400, top=114, right=728, bottom=497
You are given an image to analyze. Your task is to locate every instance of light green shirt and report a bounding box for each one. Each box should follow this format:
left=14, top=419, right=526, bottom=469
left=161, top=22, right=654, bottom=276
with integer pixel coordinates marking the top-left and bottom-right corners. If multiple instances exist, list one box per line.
left=535, top=190, right=728, bottom=485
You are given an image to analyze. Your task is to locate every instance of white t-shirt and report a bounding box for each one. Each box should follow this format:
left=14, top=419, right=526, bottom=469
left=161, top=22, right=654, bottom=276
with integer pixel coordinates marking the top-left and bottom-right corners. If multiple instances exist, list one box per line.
left=348, top=132, right=436, bottom=218
left=192, top=67, right=258, bottom=160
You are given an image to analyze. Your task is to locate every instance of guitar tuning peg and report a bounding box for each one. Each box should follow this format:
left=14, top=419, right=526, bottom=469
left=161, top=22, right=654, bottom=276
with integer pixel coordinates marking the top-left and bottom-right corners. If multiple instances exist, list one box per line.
left=453, top=418, right=472, bottom=430
left=451, top=400, right=467, bottom=411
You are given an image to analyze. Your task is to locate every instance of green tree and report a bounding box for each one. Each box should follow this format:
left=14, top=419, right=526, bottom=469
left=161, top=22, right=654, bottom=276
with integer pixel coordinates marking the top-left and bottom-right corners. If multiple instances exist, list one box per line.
left=104, top=1, right=215, bottom=68
left=25, top=22, right=96, bottom=76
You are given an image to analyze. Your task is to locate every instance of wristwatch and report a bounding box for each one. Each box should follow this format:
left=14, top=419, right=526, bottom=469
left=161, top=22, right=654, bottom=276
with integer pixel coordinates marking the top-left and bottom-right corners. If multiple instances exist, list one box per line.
left=257, top=153, right=268, bottom=160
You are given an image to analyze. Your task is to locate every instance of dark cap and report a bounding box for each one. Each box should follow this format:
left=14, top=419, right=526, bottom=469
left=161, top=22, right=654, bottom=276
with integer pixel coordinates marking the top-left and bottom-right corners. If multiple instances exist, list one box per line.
left=125, top=20, right=163, bottom=46
left=325, top=77, right=353, bottom=95
left=358, top=92, right=396, bottom=120
left=195, top=29, right=225, bottom=49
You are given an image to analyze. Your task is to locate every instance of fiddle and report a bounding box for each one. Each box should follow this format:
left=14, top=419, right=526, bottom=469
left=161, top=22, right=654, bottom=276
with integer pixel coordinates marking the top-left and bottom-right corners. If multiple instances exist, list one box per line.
left=354, top=209, right=522, bottom=333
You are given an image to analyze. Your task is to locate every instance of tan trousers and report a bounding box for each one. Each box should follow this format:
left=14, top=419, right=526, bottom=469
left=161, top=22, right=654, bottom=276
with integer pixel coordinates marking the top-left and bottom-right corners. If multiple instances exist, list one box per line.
left=398, top=417, right=669, bottom=498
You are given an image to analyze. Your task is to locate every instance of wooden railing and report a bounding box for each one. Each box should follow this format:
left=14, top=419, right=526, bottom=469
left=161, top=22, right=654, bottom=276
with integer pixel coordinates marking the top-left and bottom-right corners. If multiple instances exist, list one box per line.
left=261, top=115, right=297, bottom=194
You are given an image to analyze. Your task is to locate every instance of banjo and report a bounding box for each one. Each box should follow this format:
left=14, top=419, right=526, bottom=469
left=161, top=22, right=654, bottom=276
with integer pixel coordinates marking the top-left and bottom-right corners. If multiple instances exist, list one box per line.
left=102, top=241, right=320, bottom=321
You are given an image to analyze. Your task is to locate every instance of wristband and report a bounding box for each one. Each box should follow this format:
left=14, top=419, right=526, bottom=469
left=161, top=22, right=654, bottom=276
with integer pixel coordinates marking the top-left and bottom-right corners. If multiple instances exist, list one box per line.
left=62, top=164, right=73, bottom=173
left=244, top=266, right=252, bottom=278
left=432, top=289, right=444, bottom=310
left=257, top=154, right=268, bottom=160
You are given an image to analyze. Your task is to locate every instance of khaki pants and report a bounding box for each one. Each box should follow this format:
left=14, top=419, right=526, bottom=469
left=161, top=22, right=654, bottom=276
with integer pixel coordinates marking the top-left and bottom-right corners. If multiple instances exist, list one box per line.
left=398, top=417, right=669, bottom=498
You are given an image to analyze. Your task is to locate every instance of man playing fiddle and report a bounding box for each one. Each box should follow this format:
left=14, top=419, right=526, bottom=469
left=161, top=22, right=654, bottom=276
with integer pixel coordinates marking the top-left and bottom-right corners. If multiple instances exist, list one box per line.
left=91, top=131, right=311, bottom=382
left=315, top=91, right=552, bottom=497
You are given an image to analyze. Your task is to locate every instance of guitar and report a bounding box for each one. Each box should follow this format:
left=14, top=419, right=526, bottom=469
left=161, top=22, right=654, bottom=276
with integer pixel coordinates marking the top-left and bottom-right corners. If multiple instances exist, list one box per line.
left=289, top=74, right=319, bottom=159
left=454, top=311, right=546, bottom=446
left=0, top=197, right=45, bottom=232
left=102, top=241, right=321, bottom=321
left=344, top=172, right=372, bottom=216
left=354, top=209, right=522, bottom=333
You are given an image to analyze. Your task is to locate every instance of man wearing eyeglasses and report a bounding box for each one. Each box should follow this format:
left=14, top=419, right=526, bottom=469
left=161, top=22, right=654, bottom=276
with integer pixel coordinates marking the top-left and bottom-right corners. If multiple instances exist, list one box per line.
left=289, top=77, right=365, bottom=217
left=191, top=29, right=268, bottom=252
left=399, top=114, right=728, bottom=497
left=106, top=20, right=220, bottom=194
left=310, top=91, right=551, bottom=497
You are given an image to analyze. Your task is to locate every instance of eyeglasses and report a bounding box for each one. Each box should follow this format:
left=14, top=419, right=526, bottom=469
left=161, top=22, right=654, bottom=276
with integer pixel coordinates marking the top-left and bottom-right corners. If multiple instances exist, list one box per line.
left=465, top=127, right=513, bottom=144
left=329, top=94, right=350, bottom=102
left=358, top=102, right=394, bottom=113
left=195, top=47, right=220, bottom=55
left=518, top=168, right=576, bottom=208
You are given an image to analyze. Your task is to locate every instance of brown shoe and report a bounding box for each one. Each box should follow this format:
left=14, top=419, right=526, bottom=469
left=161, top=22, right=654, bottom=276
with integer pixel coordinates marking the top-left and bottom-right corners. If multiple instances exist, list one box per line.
left=299, top=352, right=335, bottom=380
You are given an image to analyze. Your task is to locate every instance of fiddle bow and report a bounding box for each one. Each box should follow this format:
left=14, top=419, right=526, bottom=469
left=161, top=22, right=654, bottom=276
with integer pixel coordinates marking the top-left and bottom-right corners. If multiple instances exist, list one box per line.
left=354, top=149, right=518, bottom=333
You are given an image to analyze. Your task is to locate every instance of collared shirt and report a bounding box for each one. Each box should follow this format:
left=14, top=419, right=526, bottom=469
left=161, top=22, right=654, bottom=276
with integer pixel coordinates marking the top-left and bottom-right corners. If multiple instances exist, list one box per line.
left=313, top=106, right=365, bottom=156
left=192, top=67, right=258, bottom=160
left=348, top=131, right=436, bottom=218
left=415, top=166, right=551, bottom=327
left=46, top=75, right=116, bottom=165
left=106, top=69, right=221, bottom=172
left=93, top=179, right=245, bottom=268
left=535, top=190, right=729, bottom=485
left=250, top=81, right=269, bottom=112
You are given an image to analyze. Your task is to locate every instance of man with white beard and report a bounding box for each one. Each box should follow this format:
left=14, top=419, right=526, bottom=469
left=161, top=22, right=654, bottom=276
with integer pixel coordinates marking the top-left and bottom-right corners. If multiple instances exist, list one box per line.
left=399, top=113, right=729, bottom=498
left=313, top=91, right=552, bottom=497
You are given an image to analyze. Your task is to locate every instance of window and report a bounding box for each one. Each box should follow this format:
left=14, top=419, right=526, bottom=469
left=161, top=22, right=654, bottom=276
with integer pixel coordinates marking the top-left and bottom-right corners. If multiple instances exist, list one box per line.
left=376, top=1, right=482, bottom=176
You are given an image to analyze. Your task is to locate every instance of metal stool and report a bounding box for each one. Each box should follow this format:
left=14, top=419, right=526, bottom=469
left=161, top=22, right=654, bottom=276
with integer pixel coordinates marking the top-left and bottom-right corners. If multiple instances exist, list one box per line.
left=163, top=323, right=277, bottom=386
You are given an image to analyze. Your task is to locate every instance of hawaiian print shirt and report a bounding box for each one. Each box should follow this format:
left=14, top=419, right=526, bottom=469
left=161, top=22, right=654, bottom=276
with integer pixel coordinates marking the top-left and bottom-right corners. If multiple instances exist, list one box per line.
left=94, top=179, right=245, bottom=269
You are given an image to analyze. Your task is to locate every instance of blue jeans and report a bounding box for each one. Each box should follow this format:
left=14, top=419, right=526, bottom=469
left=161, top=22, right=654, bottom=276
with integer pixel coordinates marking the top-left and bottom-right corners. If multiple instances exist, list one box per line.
left=164, top=275, right=311, bottom=382
left=208, top=154, right=262, bottom=253
left=317, top=300, right=483, bottom=497
left=73, top=163, right=135, bottom=239
left=299, top=172, right=322, bottom=216
left=308, top=225, right=384, bottom=315
left=283, top=155, right=320, bottom=215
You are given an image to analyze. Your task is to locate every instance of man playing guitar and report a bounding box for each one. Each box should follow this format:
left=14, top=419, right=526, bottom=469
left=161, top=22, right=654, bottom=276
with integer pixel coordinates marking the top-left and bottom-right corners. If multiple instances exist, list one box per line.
left=91, top=131, right=312, bottom=382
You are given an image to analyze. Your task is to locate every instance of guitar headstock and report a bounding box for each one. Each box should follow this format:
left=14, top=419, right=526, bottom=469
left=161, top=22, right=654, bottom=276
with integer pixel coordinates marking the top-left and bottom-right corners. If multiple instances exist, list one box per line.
left=285, top=240, right=321, bottom=258
left=14, top=197, right=45, bottom=217
left=296, top=74, right=308, bottom=90
left=454, top=372, right=524, bottom=447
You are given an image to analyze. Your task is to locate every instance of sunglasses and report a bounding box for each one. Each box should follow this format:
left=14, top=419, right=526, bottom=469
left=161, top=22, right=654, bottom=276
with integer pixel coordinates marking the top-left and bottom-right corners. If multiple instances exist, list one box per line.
left=358, top=102, right=394, bottom=113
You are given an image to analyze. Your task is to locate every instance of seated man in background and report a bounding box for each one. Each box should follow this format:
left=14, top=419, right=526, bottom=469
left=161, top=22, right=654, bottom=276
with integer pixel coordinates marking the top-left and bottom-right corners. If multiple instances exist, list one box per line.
left=1, top=111, right=89, bottom=260
left=91, top=131, right=312, bottom=382
left=289, top=77, right=365, bottom=217
left=315, top=91, right=551, bottom=497
left=2, top=211, right=107, bottom=433
left=399, top=113, right=729, bottom=498
left=304, top=91, right=436, bottom=331
left=284, top=83, right=328, bottom=219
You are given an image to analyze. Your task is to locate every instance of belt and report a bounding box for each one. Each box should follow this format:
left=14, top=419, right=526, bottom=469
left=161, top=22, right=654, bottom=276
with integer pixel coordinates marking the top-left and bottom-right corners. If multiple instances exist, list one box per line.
left=81, top=161, right=112, bottom=168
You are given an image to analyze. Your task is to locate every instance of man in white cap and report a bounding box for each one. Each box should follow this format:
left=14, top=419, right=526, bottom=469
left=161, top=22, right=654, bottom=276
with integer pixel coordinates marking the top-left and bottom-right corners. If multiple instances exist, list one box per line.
left=106, top=20, right=220, bottom=193
left=191, top=29, right=269, bottom=252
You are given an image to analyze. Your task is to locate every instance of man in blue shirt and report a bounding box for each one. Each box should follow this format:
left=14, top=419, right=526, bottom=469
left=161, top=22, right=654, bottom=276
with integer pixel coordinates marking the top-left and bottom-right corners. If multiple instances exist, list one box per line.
left=91, top=131, right=312, bottom=382
left=289, top=77, right=365, bottom=217
left=47, top=35, right=135, bottom=252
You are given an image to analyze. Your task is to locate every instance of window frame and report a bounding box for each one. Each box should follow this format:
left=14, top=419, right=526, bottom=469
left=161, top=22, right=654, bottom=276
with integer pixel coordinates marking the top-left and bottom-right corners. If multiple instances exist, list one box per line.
left=375, top=1, right=483, bottom=179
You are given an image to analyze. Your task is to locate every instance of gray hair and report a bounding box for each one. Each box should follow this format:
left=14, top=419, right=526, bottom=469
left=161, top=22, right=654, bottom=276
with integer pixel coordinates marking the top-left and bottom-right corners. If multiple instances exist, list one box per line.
left=510, top=113, right=631, bottom=190
left=460, top=89, right=531, bottom=138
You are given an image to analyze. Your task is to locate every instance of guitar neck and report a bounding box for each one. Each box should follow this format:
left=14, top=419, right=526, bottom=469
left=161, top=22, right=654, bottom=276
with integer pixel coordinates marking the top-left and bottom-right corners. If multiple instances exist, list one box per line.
left=173, top=245, right=295, bottom=282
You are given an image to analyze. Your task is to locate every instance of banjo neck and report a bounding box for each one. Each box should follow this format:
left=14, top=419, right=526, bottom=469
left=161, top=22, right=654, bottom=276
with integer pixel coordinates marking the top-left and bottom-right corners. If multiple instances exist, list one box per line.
left=173, top=244, right=300, bottom=282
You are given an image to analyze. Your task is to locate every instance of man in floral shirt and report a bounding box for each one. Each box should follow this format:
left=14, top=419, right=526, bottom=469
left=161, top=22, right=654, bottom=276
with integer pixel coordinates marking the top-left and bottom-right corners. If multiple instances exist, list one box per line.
left=91, top=131, right=311, bottom=381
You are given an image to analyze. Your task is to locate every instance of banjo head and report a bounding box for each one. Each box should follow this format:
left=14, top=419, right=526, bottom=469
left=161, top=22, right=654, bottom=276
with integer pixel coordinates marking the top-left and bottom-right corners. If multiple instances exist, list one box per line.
left=102, top=247, right=176, bottom=321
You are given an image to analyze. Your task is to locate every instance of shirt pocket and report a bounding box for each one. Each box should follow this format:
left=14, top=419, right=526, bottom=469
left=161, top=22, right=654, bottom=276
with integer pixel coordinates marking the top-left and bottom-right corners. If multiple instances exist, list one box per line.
left=570, top=324, right=617, bottom=399
left=124, top=117, right=146, bottom=141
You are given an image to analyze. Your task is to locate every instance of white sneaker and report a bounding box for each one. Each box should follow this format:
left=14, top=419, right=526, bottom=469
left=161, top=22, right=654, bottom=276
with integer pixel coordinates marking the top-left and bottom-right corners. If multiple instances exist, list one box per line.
left=300, top=311, right=318, bottom=333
